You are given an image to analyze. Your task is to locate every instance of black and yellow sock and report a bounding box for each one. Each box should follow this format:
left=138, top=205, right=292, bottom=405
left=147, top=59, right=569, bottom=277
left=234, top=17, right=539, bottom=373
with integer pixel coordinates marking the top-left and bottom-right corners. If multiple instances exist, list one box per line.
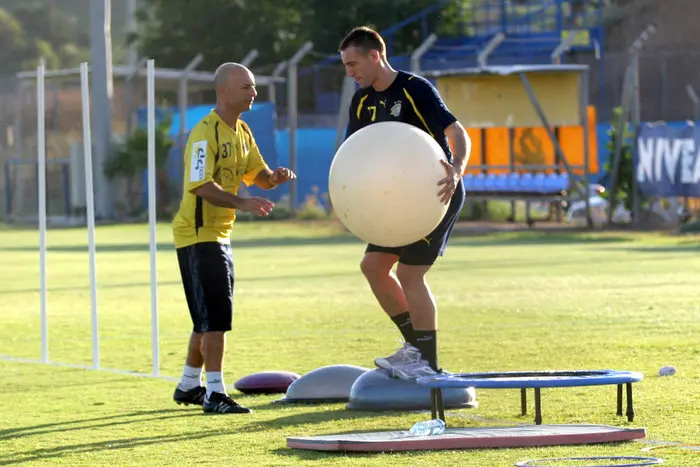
left=413, top=330, right=438, bottom=371
left=390, top=312, right=414, bottom=344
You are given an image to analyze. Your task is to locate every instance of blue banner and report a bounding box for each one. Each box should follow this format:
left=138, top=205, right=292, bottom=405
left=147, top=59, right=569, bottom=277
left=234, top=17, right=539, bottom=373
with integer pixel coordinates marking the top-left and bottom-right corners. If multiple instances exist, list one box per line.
left=635, top=122, right=700, bottom=197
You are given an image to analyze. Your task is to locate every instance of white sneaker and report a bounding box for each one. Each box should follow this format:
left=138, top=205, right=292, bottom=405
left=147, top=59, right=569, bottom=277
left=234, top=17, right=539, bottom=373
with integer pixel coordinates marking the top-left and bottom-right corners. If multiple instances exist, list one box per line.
left=374, top=342, right=421, bottom=371
left=391, top=358, right=439, bottom=381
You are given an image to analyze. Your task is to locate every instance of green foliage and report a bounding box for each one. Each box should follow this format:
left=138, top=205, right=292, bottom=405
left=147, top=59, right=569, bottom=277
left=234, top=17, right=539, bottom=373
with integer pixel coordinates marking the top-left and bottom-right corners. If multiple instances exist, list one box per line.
left=0, top=0, right=95, bottom=73
left=460, top=200, right=516, bottom=222
left=602, top=107, right=635, bottom=212
left=133, top=0, right=466, bottom=69
left=134, top=0, right=309, bottom=70
left=104, top=116, right=174, bottom=181
left=0, top=7, right=28, bottom=73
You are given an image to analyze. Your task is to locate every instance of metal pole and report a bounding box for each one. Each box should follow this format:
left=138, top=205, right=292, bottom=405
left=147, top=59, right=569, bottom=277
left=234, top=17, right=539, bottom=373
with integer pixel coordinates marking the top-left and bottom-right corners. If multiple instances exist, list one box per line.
left=37, top=62, right=48, bottom=364
left=287, top=41, right=313, bottom=214
left=241, top=49, right=259, bottom=67
left=579, top=68, right=592, bottom=227
left=126, top=0, right=138, bottom=67
left=551, top=31, right=579, bottom=64
left=80, top=62, right=100, bottom=370
left=478, top=33, right=505, bottom=68
left=630, top=53, right=642, bottom=226
left=146, top=59, right=160, bottom=377
left=411, top=34, right=438, bottom=73
left=518, top=72, right=586, bottom=199
left=269, top=61, right=287, bottom=129
left=89, top=0, right=114, bottom=218
left=606, top=64, right=634, bottom=225
left=628, top=25, right=656, bottom=226
left=178, top=54, right=204, bottom=158
left=686, top=85, right=700, bottom=121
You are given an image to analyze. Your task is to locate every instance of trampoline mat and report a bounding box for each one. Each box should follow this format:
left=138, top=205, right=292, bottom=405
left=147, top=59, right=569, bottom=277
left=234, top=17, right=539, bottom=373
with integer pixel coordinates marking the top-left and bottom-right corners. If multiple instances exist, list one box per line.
left=287, top=424, right=646, bottom=452
left=417, top=370, right=643, bottom=389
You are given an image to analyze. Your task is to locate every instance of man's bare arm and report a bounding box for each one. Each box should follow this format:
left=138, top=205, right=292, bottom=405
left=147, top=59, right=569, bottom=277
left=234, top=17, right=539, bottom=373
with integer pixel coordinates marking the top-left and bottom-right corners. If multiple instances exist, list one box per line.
left=253, top=167, right=276, bottom=190
left=191, top=182, right=245, bottom=209
left=445, top=121, right=471, bottom=174
left=192, top=182, right=275, bottom=216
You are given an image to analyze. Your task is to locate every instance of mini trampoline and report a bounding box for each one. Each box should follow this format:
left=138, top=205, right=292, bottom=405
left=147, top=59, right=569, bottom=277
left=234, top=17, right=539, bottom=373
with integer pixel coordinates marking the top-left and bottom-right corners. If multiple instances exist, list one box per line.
left=416, top=370, right=644, bottom=426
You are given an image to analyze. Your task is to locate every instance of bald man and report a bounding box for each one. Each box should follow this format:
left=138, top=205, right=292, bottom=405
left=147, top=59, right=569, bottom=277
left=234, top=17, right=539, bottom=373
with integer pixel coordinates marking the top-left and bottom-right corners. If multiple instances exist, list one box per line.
left=171, top=62, right=295, bottom=414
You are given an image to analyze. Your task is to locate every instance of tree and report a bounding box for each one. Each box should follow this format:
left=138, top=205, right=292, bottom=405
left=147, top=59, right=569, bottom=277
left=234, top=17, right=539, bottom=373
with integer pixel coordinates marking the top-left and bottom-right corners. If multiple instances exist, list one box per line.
left=104, top=115, right=175, bottom=217
left=133, top=0, right=470, bottom=69
left=0, top=0, right=91, bottom=73
left=602, top=107, right=635, bottom=212
left=134, top=0, right=309, bottom=70
left=0, top=7, right=29, bottom=74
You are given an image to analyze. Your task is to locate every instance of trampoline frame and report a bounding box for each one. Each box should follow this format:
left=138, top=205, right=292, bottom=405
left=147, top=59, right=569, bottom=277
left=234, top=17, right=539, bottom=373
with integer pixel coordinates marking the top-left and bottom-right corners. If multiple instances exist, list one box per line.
left=417, top=370, right=643, bottom=426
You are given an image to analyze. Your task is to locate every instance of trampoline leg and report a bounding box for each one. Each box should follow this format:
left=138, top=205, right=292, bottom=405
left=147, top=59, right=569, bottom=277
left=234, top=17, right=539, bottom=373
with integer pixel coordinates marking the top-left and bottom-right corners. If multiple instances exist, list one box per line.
left=436, top=388, right=446, bottom=425
left=617, top=384, right=623, bottom=416
left=534, top=388, right=542, bottom=425
left=625, top=383, right=634, bottom=422
left=431, top=388, right=446, bottom=426
left=521, top=388, right=527, bottom=415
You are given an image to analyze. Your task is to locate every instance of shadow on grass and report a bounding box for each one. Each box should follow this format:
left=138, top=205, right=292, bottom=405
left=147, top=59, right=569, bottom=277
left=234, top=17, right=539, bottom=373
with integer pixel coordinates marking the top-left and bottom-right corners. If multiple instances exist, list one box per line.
left=452, top=233, right=633, bottom=247
left=0, top=269, right=357, bottom=295
left=0, top=235, right=362, bottom=254
left=0, top=427, right=225, bottom=465
left=239, top=407, right=405, bottom=434
left=0, top=231, right=636, bottom=254
left=609, top=245, right=700, bottom=254
left=0, top=408, right=199, bottom=442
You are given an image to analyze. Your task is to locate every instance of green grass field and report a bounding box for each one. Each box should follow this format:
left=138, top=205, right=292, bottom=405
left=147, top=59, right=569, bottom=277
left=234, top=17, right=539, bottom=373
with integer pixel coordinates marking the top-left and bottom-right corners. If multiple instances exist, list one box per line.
left=1, top=221, right=699, bottom=466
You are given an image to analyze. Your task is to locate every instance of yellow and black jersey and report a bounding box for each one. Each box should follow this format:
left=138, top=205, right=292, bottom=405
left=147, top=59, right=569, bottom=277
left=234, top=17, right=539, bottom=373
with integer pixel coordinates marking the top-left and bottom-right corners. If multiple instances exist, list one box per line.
left=345, top=71, right=457, bottom=162
left=172, top=110, right=268, bottom=248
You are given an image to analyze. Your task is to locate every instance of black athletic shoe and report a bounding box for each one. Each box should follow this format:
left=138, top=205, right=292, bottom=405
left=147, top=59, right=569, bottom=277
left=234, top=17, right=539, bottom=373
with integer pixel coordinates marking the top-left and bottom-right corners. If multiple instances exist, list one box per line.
left=203, top=392, right=252, bottom=414
left=174, top=385, right=206, bottom=406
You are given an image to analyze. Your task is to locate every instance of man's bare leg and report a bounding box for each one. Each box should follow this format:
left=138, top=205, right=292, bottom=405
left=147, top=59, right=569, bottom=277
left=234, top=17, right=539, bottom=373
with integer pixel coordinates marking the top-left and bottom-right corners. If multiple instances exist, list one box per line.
left=202, top=331, right=227, bottom=396
left=177, top=332, right=204, bottom=390
left=396, top=264, right=439, bottom=371
left=360, top=252, right=414, bottom=343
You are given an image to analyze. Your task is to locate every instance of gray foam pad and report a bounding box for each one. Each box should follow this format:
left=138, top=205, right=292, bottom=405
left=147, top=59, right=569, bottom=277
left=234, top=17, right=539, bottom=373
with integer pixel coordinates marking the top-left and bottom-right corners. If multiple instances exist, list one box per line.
left=275, top=364, right=371, bottom=403
left=346, top=368, right=478, bottom=411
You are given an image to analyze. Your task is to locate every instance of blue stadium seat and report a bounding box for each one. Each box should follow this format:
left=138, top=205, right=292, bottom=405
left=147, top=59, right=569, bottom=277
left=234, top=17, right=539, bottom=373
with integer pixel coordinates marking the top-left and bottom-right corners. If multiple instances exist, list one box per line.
left=518, top=172, right=534, bottom=192
left=505, top=172, right=521, bottom=192
left=472, top=173, right=486, bottom=191
left=484, top=173, right=499, bottom=192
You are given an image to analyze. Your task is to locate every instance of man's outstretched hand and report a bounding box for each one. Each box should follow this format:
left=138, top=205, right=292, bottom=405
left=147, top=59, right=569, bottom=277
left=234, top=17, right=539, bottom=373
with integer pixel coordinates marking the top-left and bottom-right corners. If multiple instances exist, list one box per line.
left=437, top=159, right=460, bottom=204
left=270, top=167, right=296, bottom=186
left=238, top=197, right=275, bottom=216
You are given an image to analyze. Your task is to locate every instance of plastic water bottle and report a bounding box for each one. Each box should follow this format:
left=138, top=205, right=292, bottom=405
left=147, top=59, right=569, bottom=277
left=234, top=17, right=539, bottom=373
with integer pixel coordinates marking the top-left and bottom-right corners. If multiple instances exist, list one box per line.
left=409, top=419, right=446, bottom=436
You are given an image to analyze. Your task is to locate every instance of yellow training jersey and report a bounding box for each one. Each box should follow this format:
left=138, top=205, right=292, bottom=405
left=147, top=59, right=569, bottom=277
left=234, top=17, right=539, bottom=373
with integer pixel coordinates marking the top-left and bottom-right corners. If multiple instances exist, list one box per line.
left=172, top=110, right=268, bottom=248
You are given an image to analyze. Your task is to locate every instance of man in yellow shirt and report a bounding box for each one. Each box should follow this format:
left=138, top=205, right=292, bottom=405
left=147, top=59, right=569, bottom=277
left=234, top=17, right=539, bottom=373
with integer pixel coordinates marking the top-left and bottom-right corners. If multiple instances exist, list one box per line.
left=172, top=62, right=295, bottom=414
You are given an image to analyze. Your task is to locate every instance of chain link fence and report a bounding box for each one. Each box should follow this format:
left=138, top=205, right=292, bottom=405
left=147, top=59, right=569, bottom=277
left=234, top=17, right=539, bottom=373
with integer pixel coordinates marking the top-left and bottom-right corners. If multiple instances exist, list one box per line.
left=2, top=47, right=700, bottom=222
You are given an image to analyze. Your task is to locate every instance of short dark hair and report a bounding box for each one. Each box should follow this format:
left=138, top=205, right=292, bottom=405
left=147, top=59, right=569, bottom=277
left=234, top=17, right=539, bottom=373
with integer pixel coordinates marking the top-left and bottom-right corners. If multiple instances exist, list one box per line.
left=338, top=26, right=386, bottom=58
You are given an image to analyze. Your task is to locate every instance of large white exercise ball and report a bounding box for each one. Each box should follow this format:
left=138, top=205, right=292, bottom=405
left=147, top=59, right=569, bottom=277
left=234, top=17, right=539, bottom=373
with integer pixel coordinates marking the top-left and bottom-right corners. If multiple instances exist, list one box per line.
left=329, top=121, right=449, bottom=247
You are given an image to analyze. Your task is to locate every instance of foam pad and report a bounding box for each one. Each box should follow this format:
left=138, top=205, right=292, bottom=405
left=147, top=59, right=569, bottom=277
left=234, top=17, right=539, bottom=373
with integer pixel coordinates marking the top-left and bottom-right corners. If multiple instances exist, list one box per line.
left=234, top=370, right=300, bottom=395
left=287, top=424, right=647, bottom=452
left=346, top=368, right=478, bottom=411
left=276, top=364, right=371, bottom=403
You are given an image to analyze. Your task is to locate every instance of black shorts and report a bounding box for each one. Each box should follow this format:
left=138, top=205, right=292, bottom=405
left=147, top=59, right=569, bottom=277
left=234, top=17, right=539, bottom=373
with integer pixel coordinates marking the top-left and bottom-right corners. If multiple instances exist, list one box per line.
left=366, top=180, right=465, bottom=266
left=176, top=242, right=234, bottom=333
